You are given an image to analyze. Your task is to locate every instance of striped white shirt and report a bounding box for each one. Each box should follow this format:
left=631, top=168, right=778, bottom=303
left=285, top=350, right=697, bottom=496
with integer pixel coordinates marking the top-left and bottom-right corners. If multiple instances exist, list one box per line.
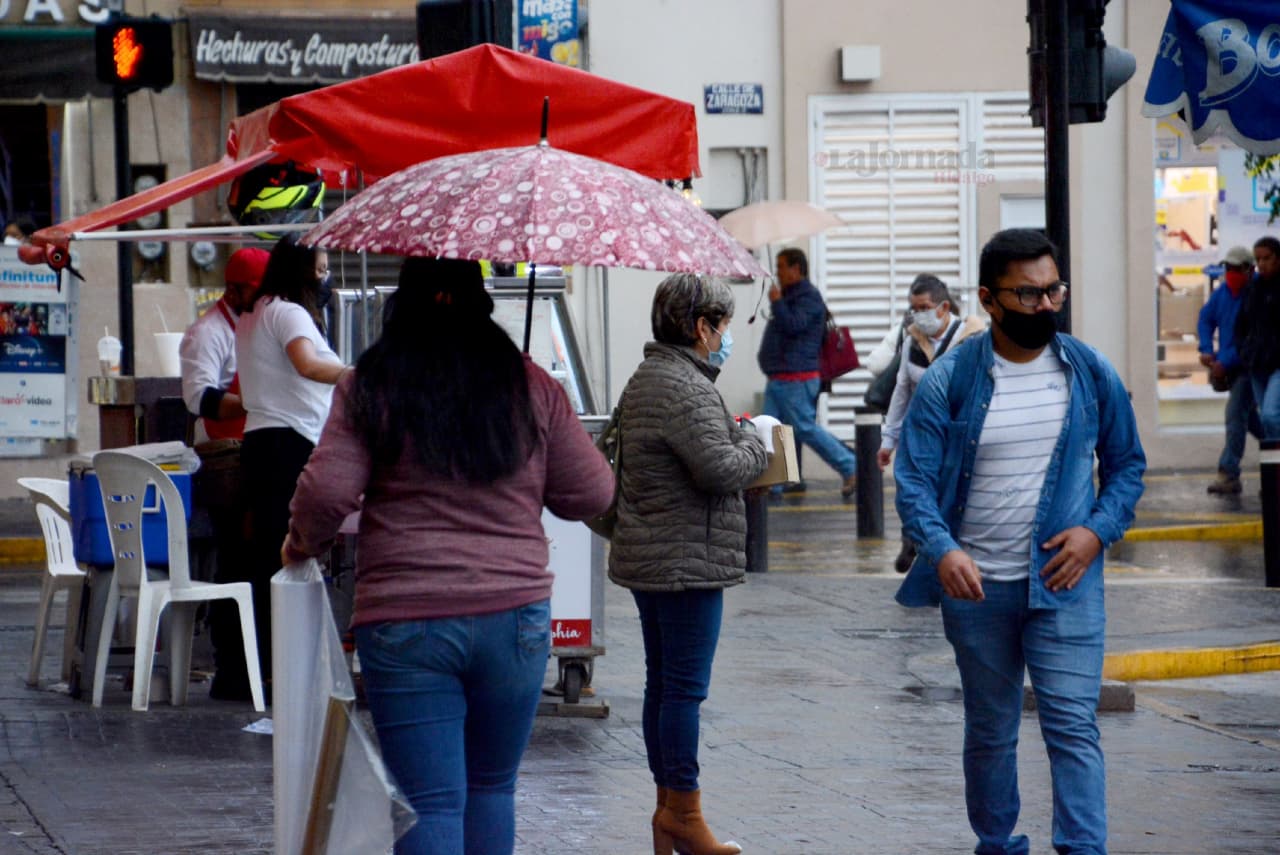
left=958, top=349, right=1069, bottom=581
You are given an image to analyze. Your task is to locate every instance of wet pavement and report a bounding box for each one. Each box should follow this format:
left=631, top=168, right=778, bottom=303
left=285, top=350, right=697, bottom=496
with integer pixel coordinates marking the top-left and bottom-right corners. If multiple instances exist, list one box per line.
left=0, top=468, right=1276, bottom=854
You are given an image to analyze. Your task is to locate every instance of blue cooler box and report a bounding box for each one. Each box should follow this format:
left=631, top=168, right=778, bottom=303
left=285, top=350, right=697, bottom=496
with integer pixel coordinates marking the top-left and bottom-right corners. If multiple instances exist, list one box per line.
left=68, top=463, right=193, bottom=566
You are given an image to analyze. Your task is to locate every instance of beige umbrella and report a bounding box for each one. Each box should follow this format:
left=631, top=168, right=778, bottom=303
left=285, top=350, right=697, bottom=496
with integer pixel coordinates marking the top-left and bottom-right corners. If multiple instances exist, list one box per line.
left=717, top=200, right=845, bottom=250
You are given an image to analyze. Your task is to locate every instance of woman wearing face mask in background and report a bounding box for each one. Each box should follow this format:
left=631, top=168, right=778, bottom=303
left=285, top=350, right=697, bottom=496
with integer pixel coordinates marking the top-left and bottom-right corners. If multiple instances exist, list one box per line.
left=219, top=233, right=345, bottom=701
left=877, top=274, right=985, bottom=573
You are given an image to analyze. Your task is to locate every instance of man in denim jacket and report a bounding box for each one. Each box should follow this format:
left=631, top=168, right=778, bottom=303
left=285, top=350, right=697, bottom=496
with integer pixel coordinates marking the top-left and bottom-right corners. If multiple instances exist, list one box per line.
left=894, top=229, right=1145, bottom=855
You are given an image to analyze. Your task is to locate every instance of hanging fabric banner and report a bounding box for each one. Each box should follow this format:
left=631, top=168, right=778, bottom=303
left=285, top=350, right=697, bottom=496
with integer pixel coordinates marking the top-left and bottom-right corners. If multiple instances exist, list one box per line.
left=1142, top=1, right=1280, bottom=155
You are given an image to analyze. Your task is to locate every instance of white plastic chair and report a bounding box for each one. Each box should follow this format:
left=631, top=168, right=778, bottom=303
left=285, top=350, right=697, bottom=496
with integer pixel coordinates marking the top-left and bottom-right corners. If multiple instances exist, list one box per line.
left=90, top=450, right=265, bottom=712
left=17, top=477, right=85, bottom=687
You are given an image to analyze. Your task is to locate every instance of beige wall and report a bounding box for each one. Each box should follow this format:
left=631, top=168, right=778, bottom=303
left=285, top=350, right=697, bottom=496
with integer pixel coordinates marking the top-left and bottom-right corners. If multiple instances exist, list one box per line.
left=780, top=0, right=1031, bottom=199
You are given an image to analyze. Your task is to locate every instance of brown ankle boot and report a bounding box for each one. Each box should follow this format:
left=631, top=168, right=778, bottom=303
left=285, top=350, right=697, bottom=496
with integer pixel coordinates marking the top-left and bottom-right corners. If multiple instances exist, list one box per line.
left=653, top=789, right=741, bottom=855
left=653, top=785, right=669, bottom=831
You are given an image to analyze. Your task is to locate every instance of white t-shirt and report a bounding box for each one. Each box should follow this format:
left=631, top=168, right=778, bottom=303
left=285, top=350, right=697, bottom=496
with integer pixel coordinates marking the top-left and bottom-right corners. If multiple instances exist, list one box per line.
left=178, top=299, right=236, bottom=442
left=958, top=348, right=1069, bottom=581
left=235, top=297, right=340, bottom=444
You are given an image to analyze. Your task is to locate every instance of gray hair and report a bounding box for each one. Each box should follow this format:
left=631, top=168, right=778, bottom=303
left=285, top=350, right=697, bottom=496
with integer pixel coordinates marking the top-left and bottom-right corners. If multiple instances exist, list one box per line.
left=650, top=273, right=735, bottom=346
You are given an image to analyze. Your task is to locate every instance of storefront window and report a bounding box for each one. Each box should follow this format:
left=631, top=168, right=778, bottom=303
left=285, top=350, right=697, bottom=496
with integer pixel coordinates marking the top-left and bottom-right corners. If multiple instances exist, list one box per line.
left=1155, top=129, right=1276, bottom=427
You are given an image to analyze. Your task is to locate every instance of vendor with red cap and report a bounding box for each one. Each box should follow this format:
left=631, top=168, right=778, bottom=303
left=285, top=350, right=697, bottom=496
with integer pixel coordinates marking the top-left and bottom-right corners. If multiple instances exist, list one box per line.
left=179, top=247, right=270, bottom=701
left=179, top=247, right=270, bottom=442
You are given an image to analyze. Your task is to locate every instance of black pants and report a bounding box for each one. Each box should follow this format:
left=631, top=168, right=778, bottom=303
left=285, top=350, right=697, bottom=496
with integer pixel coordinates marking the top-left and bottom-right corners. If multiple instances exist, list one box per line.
left=213, top=427, right=315, bottom=688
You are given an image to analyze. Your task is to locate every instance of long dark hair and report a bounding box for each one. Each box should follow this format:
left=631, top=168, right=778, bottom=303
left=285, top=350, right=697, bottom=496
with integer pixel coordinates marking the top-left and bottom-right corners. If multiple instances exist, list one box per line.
left=348, top=257, right=537, bottom=483
left=253, top=233, right=325, bottom=330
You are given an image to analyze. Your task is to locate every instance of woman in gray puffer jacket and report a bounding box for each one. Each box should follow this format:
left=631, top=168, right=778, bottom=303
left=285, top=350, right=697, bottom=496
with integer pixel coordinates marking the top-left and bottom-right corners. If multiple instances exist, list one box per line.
left=610, top=273, right=768, bottom=855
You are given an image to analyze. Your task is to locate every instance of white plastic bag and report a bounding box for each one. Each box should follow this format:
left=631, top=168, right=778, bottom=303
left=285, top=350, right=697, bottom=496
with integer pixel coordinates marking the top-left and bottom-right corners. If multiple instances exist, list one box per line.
left=272, top=559, right=414, bottom=854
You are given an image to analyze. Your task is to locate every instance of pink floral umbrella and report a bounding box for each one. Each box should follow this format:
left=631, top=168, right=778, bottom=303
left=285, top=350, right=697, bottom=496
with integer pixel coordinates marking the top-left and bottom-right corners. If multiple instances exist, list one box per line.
left=303, top=141, right=766, bottom=279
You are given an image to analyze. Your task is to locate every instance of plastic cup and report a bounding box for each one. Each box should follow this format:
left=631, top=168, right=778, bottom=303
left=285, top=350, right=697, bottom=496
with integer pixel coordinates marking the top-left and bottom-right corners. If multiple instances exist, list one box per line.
left=154, top=332, right=183, bottom=377
left=98, top=334, right=122, bottom=376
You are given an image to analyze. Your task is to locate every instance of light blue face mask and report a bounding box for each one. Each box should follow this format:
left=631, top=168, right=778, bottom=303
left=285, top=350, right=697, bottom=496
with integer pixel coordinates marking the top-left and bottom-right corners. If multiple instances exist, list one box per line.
left=708, top=326, right=733, bottom=367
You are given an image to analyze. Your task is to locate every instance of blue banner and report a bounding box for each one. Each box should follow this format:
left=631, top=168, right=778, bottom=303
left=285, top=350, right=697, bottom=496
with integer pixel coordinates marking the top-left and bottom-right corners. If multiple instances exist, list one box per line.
left=1142, top=1, right=1280, bottom=155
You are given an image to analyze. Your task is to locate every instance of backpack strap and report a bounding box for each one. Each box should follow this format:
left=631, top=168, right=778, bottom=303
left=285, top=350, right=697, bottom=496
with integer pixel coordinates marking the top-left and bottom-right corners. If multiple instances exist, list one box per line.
left=934, top=317, right=962, bottom=358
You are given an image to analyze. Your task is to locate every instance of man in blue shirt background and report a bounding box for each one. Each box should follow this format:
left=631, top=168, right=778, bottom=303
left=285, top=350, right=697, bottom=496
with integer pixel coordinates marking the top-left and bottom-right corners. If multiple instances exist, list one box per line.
left=757, top=248, right=858, bottom=498
left=1198, top=244, right=1261, bottom=495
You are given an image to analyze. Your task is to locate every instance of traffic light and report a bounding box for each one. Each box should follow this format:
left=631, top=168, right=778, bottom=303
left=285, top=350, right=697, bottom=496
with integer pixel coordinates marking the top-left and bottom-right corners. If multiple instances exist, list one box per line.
left=95, top=18, right=174, bottom=92
left=1027, top=0, right=1136, bottom=126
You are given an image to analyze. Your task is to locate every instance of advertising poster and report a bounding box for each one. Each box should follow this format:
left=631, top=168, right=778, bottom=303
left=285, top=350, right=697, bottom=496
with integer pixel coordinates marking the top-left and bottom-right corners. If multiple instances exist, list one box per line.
left=1217, top=147, right=1272, bottom=258
left=0, top=247, right=76, bottom=441
left=517, top=0, right=580, bottom=67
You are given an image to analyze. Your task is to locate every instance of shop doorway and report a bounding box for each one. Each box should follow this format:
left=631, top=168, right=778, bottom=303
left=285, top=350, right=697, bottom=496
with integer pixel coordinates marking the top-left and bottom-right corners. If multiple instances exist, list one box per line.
left=0, top=104, right=53, bottom=234
left=1152, top=129, right=1248, bottom=428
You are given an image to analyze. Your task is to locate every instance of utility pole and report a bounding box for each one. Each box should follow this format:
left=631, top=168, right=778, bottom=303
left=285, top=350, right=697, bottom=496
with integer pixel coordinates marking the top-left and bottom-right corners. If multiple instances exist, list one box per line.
left=1043, top=0, right=1072, bottom=333
left=113, top=82, right=134, bottom=375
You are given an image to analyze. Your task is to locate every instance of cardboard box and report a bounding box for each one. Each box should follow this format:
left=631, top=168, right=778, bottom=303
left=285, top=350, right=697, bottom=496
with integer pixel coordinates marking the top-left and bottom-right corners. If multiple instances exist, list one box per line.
left=748, top=424, right=800, bottom=489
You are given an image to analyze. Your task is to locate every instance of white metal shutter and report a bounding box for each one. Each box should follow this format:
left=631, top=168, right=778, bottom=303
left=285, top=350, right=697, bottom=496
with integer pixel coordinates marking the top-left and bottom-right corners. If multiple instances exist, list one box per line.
left=809, top=93, right=1041, bottom=439
left=980, top=96, right=1045, bottom=178
left=812, top=97, right=969, bottom=439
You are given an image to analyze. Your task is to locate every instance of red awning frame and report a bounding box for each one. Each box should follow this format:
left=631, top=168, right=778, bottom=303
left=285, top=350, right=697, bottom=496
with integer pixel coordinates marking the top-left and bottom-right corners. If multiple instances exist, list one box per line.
left=23, top=44, right=701, bottom=272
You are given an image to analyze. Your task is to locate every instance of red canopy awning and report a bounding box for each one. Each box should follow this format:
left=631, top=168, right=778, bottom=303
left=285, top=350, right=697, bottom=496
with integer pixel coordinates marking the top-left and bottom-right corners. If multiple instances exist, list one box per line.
left=245, top=44, right=701, bottom=184
left=25, top=44, right=700, bottom=270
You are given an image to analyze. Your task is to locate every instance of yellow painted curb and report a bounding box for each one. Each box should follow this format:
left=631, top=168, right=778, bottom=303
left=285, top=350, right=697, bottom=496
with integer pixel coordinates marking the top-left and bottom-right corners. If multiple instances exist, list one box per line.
left=1103, top=641, right=1280, bottom=681
left=1123, top=521, right=1262, bottom=542
left=0, top=538, right=44, bottom=565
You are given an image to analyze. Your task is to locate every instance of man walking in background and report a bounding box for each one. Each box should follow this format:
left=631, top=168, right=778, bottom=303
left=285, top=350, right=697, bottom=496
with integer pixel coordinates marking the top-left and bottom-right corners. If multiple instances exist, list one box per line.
left=894, top=229, right=1145, bottom=855
left=1236, top=236, right=1280, bottom=442
left=1198, top=245, right=1260, bottom=494
left=757, top=248, right=858, bottom=497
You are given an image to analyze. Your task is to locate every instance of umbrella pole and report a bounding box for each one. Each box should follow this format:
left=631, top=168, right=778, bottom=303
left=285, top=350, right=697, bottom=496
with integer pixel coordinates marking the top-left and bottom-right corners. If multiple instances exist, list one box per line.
left=357, top=169, right=369, bottom=357
left=522, top=263, right=537, bottom=353
left=602, top=268, right=612, bottom=409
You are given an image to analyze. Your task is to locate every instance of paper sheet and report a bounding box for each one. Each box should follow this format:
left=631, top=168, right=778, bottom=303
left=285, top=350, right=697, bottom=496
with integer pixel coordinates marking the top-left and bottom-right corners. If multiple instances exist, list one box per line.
left=749, top=414, right=782, bottom=453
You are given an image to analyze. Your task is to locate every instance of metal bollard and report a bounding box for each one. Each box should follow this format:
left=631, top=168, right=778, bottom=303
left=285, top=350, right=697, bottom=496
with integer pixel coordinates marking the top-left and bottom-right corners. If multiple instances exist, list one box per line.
left=853, top=407, right=884, bottom=538
left=744, top=488, right=768, bottom=573
left=1262, top=439, right=1280, bottom=588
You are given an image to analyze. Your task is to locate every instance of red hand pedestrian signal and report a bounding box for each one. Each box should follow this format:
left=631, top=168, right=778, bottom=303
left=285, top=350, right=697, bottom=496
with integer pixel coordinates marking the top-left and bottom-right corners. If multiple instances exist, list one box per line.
left=95, top=18, right=173, bottom=92
left=112, top=27, right=144, bottom=81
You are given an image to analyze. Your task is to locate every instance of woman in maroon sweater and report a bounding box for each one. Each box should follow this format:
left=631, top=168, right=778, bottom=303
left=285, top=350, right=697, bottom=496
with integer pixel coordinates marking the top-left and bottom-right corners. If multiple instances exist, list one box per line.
left=283, top=258, right=613, bottom=855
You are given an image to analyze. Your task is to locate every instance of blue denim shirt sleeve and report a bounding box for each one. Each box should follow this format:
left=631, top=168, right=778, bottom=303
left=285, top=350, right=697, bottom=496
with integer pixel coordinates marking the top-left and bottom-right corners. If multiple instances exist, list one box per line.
left=1197, top=286, right=1221, bottom=356
left=893, top=358, right=964, bottom=568
left=1079, top=349, right=1146, bottom=548
left=1197, top=285, right=1244, bottom=369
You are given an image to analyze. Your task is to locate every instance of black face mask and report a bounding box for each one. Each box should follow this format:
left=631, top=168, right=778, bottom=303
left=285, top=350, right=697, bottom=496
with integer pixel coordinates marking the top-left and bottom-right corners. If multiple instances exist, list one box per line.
left=315, top=275, right=333, bottom=310
left=994, top=308, right=1058, bottom=349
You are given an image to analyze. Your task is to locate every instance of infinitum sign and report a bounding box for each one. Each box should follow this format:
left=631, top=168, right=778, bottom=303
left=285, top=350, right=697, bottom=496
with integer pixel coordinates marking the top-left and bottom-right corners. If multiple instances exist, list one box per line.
left=0, top=247, right=76, bottom=443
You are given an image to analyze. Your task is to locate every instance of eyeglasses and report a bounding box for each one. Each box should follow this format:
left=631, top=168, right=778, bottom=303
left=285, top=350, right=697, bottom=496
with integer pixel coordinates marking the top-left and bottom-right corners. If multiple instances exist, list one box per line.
left=992, top=281, right=1069, bottom=308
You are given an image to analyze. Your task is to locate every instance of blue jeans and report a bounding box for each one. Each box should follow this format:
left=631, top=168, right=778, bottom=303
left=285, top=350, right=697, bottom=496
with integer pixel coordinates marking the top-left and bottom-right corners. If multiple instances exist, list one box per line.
left=763, top=377, right=856, bottom=479
left=354, top=599, right=551, bottom=855
left=942, top=580, right=1106, bottom=855
left=632, top=589, right=724, bottom=791
left=1220, top=372, right=1262, bottom=478
left=1251, top=368, right=1280, bottom=441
